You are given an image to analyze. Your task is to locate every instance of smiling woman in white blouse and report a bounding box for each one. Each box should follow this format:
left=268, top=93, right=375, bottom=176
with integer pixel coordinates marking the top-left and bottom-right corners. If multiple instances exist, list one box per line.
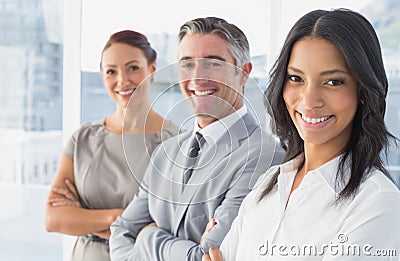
left=202, top=9, right=400, bottom=261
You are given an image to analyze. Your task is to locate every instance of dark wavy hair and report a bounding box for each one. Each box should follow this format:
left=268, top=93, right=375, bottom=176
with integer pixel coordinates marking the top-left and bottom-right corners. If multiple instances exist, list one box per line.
left=261, top=9, right=397, bottom=202
left=100, top=30, right=157, bottom=67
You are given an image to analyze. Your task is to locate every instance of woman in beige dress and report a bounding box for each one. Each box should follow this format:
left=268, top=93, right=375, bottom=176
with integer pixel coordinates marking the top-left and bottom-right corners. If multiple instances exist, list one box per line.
left=45, top=30, right=180, bottom=260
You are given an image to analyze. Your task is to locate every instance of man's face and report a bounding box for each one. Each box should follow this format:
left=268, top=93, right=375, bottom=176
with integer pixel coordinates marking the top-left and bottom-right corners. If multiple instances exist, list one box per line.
left=178, top=33, right=250, bottom=128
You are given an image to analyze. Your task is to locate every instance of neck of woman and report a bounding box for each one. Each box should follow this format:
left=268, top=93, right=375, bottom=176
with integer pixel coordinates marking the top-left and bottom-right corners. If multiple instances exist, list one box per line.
left=302, top=142, right=346, bottom=173
left=106, top=103, right=166, bottom=134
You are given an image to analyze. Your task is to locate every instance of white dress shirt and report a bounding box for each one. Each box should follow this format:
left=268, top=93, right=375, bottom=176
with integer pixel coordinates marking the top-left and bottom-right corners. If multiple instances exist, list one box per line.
left=193, top=104, right=248, bottom=148
left=220, top=154, right=400, bottom=260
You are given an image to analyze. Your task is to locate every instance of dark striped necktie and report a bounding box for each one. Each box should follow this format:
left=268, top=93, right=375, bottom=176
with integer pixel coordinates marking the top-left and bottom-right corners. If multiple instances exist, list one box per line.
left=183, top=132, right=205, bottom=185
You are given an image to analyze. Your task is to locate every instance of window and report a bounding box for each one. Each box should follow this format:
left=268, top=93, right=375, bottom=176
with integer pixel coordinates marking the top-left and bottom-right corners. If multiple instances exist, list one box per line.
left=0, top=0, right=63, bottom=260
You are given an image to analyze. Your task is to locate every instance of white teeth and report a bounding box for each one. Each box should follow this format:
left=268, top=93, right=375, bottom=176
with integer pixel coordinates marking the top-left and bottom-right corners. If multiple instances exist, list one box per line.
left=194, top=90, right=215, bottom=96
left=118, top=89, right=134, bottom=95
left=301, top=114, right=330, bottom=124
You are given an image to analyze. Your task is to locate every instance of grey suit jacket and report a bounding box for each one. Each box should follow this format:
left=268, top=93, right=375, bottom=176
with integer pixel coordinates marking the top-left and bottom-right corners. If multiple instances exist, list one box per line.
left=109, top=113, right=284, bottom=261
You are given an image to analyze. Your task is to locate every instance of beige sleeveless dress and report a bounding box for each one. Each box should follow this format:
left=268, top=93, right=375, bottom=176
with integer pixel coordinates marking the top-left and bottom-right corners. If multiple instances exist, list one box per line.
left=63, top=120, right=180, bottom=261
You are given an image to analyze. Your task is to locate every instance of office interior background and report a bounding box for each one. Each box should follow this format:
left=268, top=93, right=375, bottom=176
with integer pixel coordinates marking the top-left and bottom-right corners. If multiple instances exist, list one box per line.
left=0, top=0, right=399, bottom=260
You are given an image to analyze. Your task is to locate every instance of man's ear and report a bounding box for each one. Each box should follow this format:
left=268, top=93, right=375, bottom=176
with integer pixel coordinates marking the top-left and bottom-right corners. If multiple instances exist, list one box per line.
left=240, top=62, right=252, bottom=86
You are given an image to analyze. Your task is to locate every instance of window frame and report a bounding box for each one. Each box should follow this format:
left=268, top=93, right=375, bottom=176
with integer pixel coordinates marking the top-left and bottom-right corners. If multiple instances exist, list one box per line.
left=62, top=0, right=82, bottom=259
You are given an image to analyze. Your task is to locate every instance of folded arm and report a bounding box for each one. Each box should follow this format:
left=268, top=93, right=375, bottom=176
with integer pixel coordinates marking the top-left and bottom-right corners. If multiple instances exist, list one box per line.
left=131, top=155, right=262, bottom=261
left=45, top=153, right=123, bottom=239
left=109, top=178, right=154, bottom=260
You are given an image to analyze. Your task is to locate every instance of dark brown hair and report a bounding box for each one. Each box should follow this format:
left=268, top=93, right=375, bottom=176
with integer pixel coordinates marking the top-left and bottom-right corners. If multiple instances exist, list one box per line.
left=261, top=9, right=397, bottom=202
left=100, top=30, right=156, bottom=67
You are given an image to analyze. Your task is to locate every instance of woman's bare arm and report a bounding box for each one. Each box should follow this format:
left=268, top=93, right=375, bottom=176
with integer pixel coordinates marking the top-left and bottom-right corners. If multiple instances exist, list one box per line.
left=45, top=153, right=123, bottom=239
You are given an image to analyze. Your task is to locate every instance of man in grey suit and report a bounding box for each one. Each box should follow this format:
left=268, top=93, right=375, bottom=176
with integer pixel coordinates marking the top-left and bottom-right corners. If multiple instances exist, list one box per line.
left=109, top=17, right=283, bottom=261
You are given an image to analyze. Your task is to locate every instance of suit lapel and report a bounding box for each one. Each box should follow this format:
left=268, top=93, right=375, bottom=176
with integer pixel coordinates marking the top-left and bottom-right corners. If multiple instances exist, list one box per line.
left=168, top=131, right=192, bottom=205
left=171, top=113, right=257, bottom=235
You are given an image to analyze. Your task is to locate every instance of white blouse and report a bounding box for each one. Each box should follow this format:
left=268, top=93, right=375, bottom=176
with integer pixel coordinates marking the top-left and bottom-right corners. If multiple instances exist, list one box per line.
left=220, top=154, right=400, bottom=260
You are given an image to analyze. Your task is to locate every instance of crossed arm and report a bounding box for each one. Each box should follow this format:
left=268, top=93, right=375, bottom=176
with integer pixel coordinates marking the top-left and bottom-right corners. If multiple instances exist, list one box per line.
left=45, top=155, right=222, bottom=250
left=44, top=153, right=123, bottom=239
left=109, top=184, right=228, bottom=261
left=109, top=153, right=263, bottom=261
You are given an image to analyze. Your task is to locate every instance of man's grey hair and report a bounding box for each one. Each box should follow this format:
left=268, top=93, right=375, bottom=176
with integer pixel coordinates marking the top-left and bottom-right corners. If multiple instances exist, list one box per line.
left=178, top=17, right=250, bottom=66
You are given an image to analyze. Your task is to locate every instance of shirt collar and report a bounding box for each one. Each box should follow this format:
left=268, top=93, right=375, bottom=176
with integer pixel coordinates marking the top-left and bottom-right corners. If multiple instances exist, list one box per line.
left=317, top=154, right=350, bottom=193
left=192, top=104, right=248, bottom=144
left=280, top=153, right=351, bottom=194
